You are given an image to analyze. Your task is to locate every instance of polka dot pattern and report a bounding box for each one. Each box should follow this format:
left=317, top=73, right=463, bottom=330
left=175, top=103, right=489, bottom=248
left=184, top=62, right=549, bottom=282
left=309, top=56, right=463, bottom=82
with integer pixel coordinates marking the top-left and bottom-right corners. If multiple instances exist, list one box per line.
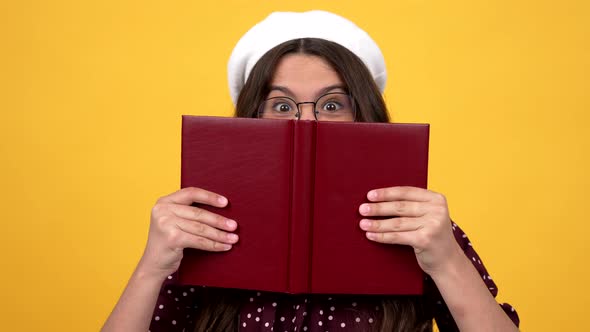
left=148, top=222, right=519, bottom=331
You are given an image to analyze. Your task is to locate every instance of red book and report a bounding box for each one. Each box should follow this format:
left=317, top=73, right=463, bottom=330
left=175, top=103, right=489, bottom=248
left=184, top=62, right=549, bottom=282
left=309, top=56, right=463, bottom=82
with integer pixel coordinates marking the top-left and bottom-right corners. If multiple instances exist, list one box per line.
left=178, top=116, right=429, bottom=295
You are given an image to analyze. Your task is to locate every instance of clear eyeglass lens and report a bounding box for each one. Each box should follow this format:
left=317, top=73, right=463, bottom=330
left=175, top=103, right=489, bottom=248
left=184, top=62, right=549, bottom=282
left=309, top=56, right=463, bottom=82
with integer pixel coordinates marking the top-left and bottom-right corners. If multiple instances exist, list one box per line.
left=315, top=93, right=354, bottom=121
left=258, top=97, right=299, bottom=119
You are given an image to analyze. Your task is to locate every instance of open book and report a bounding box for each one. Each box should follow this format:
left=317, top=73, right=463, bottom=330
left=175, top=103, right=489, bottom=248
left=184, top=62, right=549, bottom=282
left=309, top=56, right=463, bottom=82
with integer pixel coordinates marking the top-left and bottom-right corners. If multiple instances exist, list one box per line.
left=178, top=116, right=429, bottom=295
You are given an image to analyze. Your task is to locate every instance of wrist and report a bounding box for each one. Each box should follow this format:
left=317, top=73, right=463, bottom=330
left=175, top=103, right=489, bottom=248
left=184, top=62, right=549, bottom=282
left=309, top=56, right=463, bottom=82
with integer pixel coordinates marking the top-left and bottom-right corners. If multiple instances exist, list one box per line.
left=133, top=260, right=175, bottom=284
left=427, top=242, right=469, bottom=282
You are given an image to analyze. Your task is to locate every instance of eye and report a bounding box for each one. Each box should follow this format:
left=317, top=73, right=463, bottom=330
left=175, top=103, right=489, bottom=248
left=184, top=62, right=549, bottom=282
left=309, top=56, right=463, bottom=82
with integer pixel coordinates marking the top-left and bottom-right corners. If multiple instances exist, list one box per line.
left=273, top=102, right=293, bottom=113
left=321, top=101, right=342, bottom=113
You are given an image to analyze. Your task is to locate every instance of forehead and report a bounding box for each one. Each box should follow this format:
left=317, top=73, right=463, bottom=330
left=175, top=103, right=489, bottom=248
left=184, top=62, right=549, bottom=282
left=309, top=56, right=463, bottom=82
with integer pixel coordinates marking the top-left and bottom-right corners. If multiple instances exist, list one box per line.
left=269, top=54, right=344, bottom=97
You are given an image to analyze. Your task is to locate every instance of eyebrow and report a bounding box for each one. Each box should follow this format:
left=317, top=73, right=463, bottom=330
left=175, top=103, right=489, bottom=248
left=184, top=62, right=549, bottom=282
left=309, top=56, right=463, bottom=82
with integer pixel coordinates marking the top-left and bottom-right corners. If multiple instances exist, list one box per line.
left=268, top=84, right=347, bottom=98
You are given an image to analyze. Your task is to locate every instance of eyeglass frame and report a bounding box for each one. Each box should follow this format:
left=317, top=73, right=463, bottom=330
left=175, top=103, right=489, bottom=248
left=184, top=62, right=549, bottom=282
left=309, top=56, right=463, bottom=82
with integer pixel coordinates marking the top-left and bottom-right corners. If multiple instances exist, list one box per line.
left=256, top=92, right=356, bottom=121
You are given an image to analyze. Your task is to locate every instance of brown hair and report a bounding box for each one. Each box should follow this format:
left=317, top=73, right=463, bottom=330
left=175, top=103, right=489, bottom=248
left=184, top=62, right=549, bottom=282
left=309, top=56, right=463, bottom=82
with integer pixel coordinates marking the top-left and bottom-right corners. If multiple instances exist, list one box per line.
left=193, top=38, right=432, bottom=332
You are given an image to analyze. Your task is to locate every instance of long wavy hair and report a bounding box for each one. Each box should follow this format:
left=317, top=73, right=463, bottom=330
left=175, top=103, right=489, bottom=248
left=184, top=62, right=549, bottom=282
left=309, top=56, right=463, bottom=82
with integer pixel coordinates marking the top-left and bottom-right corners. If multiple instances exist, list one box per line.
left=193, top=38, right=433, bottom=332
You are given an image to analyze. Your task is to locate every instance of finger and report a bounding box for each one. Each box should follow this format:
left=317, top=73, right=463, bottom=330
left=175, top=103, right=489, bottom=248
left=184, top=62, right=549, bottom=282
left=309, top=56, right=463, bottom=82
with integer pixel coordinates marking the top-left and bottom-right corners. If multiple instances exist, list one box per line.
left=367, top=186, right=433, bottom=203
left=171, top=204, right=238, bottom=232
left=158, top=187, right=228, bottom=207
left=359, top=217, right=422, bottom=233
left=359, top=201, right=427, bottom=217
left=178, top=232, right=233, bottom=252
left=365, top=231, right=418, bottom=247
left=175, top=217, right=239, bottom=245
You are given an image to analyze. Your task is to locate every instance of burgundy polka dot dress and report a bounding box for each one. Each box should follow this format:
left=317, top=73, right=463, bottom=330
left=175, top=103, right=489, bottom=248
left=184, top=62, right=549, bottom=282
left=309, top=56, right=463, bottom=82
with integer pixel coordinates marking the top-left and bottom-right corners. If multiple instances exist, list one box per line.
left=148, top=223, right=519, bottom=331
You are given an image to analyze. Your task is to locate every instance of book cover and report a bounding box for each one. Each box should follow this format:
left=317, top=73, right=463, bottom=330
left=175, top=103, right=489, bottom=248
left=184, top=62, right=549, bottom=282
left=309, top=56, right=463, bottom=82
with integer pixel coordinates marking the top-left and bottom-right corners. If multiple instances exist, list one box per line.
left=178, top=116, right=429, bottom=295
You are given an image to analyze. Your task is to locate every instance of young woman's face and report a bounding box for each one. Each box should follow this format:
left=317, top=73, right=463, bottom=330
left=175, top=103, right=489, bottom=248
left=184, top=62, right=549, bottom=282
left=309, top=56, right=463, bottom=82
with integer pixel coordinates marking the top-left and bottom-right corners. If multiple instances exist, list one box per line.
left=261, top=54, right=355, bottom=121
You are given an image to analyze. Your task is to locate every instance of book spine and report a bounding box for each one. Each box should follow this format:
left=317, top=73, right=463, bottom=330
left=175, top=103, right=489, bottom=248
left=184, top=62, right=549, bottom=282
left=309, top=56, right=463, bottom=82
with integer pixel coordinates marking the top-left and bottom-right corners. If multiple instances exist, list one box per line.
left=287, top=121, right=316, bottom=293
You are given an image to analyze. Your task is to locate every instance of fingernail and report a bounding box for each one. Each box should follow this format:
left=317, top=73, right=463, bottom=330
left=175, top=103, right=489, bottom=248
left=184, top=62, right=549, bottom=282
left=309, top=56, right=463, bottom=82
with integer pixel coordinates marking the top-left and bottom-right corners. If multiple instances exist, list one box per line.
left=360, top=204, right=370, bottom=215
left=359, top=219, right=372, bottom=230
left=368, top=190, right=377, bottom=200
left=366, top=232, right=376, bottom=240
left=218, top=196, right=228, bottom=205
left=226, top=219, right=237, bottom=229
left=223, top=244, right=232, bottom=251
left=227, top=233, right=239, bottom=243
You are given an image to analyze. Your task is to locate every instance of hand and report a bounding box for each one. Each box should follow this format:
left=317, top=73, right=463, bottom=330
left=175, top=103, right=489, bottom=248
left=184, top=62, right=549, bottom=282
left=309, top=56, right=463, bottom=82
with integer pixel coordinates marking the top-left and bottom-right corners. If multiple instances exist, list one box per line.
left=358, top=186, right=463, bottom=277
left=137, top=187, right=239, bottom=280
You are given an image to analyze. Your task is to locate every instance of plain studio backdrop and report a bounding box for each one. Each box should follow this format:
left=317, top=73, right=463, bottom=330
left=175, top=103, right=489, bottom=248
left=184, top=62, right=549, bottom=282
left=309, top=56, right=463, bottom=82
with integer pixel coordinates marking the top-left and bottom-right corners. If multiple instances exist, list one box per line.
left=0, top=1, right=588, bottom=331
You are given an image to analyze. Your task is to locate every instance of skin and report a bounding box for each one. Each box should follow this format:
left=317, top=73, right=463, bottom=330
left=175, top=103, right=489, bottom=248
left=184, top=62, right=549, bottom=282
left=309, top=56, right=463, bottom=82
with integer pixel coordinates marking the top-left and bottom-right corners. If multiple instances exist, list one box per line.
left=102, top=54, right=518, bottom=332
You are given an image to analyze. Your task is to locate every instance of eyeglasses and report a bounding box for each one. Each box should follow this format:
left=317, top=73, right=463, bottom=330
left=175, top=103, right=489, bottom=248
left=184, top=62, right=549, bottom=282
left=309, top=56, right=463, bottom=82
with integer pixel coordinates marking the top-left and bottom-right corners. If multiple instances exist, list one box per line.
left=256, top=92, right=356, bottom=121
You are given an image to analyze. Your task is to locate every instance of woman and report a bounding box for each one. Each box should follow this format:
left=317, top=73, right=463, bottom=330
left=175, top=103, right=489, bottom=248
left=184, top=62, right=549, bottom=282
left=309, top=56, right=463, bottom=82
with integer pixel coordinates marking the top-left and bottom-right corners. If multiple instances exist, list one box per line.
left=102, top=11, right=519, bottom=332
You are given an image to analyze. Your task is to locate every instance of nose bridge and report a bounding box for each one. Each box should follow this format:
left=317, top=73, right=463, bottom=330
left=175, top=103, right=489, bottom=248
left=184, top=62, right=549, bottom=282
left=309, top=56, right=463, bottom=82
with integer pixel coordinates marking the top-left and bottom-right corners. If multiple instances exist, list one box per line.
left=297, top=101, right=317, bottom=120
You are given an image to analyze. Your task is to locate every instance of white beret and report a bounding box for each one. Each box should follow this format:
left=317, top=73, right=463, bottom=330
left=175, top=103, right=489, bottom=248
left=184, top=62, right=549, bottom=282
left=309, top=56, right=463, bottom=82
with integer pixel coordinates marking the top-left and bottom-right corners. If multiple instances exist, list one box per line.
left=227, top=10, right=387, bottom=105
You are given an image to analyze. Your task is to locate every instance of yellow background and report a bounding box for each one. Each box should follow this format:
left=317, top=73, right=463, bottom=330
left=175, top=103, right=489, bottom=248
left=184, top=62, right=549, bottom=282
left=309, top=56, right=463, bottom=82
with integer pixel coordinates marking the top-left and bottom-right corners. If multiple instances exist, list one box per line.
left=1, top=0, right=588, bottom=331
